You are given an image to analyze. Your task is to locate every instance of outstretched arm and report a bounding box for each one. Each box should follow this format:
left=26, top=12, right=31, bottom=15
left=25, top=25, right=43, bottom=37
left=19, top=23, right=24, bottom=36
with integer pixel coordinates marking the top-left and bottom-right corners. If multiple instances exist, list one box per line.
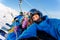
left=18, top=23, right=37, bottom=39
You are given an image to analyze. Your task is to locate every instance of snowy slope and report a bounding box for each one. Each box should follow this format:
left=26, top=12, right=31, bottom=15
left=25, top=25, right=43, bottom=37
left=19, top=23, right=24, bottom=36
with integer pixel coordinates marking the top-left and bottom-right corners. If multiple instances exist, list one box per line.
left=0, top=3, right=19, bottom=29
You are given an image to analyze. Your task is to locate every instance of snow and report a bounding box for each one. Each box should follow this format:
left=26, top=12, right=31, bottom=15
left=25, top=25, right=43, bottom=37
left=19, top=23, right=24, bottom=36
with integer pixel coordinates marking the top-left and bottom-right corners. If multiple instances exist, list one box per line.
left=0, top=3, right=19, bottom=29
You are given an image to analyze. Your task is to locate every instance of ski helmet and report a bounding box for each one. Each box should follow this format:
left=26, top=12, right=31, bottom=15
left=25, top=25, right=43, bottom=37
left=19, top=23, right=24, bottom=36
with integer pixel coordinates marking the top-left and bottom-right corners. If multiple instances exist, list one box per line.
left=29, top=9, right=43, bottom=18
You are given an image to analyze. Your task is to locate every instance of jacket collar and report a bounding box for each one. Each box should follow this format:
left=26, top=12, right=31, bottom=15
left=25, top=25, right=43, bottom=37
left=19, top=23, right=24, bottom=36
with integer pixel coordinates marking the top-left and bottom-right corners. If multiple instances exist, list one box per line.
left=38, top=15, right=49, bottom=26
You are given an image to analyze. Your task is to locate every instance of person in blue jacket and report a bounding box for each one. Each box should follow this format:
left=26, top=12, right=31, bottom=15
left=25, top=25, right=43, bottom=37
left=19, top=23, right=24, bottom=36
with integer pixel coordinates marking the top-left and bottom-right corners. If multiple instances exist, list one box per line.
left=6, top=14, right=24, bottom=40
left=9, top=15, right=23, bottom=28
left=18, top=9, right=60, bottom=40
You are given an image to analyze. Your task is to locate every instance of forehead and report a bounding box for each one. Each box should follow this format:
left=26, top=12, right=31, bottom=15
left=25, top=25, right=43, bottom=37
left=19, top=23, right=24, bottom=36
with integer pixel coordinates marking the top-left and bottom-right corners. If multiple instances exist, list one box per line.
left=32, top=13, right=39, bottom=16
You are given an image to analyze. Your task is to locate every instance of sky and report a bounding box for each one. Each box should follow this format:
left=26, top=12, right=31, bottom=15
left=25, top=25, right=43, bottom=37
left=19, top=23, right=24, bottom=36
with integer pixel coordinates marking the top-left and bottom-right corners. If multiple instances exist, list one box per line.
left=0, top=0, right=60, bottom=18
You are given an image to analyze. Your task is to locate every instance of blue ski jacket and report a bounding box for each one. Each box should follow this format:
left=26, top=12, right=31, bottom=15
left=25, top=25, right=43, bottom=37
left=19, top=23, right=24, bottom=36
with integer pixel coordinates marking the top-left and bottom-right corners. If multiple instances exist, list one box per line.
left=18, top=16, right=60, bottom=40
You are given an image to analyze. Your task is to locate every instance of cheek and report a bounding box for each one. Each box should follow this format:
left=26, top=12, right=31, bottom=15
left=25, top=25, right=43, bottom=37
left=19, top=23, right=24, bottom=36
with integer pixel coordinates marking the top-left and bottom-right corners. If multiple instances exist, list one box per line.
left=37, top=16, right=39, bottom=19
left=33, top=16, right=40, bottom=21
left=32, top=17, right=38, bottom=21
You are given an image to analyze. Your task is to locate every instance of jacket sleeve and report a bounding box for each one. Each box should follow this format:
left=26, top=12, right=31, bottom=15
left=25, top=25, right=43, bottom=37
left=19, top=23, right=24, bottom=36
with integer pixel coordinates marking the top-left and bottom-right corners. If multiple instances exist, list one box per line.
left=57, top=27, right=60, bottom=40
left=6, top=32, right=16, bottom=40
left=49, top=19, right=60, bottom=40
left=18, top=23, right=37, bottom=39
left=57, top=22, right=60, bottom=40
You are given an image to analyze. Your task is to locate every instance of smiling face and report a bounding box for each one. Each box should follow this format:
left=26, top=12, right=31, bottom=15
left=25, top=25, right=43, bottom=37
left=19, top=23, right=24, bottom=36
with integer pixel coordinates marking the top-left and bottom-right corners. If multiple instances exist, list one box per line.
left=32, top=14, right=40, bottom=22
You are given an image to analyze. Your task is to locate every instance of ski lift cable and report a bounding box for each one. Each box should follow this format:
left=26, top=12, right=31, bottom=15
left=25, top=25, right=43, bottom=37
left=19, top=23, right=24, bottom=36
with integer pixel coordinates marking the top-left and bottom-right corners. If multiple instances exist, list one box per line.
left=24, top=0, right=34, bottom=8
left=40, top=6, right=49, bottom=15
left=23, top=0, right=49, bottom=15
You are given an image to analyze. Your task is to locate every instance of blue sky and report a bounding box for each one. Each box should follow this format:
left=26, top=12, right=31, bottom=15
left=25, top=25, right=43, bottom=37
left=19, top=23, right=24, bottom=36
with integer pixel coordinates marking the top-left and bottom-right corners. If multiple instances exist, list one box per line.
left=0, top=0, right=60, bottom=17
